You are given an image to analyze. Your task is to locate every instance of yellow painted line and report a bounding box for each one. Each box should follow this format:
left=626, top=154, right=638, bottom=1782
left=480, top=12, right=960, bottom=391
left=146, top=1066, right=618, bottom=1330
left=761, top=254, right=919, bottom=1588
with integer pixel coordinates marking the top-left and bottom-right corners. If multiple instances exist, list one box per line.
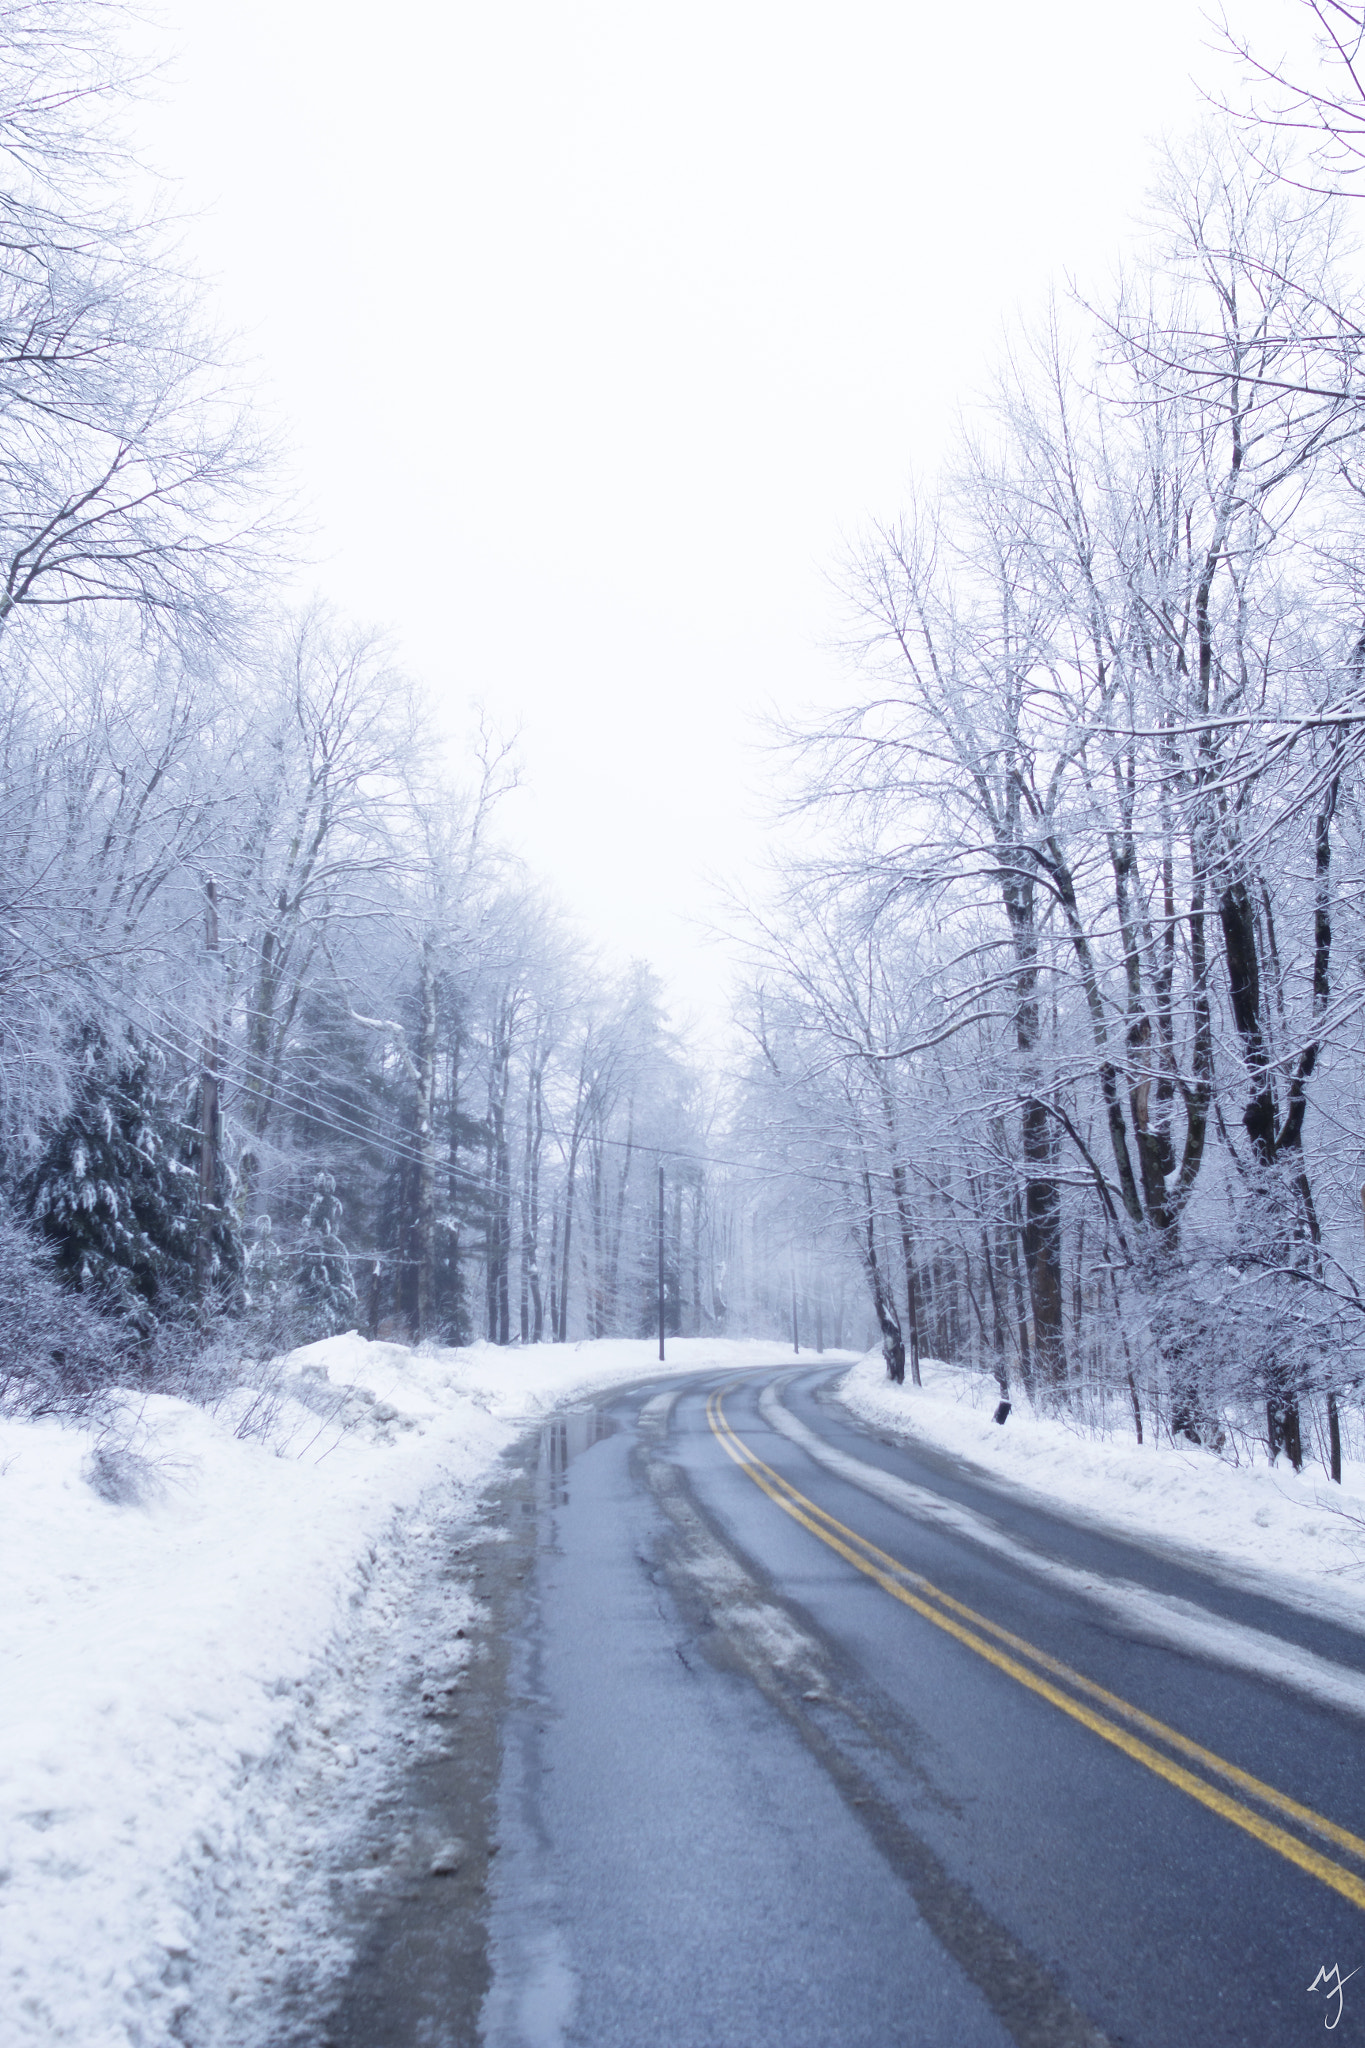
left=705, top=1389, right=1365, bottom=1912
left=707, top=1393, right=1365, bottom=1868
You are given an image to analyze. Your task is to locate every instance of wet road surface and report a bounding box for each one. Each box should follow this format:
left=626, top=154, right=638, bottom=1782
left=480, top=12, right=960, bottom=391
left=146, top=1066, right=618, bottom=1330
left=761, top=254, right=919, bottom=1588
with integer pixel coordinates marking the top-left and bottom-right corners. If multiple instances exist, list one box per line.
left=333, top=1361, right=1365, bottom=2046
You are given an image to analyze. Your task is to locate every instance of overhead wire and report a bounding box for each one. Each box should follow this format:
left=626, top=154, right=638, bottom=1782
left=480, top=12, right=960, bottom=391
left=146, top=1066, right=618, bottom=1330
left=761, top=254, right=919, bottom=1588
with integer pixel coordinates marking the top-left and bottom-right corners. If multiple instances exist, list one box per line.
left=77, top=959, right=780, bottom=1199
left=97, top=984, right=505, bottom=1197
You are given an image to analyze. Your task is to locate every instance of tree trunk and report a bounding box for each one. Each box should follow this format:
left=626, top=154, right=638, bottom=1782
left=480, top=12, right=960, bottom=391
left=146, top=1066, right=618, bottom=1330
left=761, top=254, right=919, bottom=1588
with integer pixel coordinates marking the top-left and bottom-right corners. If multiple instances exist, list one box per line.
left=1004, top=1209, right=1034, bottom=1398
left=557, top=1139, right=580, bottom=1342
left=1004, top=878, right=1066, bottom=1388
left=855, top=1165, right=904, bottom=1382
left=1217, top=873, right=1310, bottom=1467
left=873, top=1069, right=921, bottom=1384
left=980, top=1228, right=1011, bottom=1395
left=523, top=1053, right=546, bottom=1343
left=414, top=938, right=437, bottom=1343
left=195, top=877, right=222, bottom=1307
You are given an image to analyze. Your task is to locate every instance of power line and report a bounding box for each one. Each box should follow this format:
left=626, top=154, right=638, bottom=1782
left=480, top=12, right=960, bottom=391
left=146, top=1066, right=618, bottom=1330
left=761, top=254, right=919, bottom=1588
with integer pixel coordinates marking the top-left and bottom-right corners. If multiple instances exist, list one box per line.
left=78, top=964, right=779, bottom=1199
left=78, top=973, right=501, bottom=1196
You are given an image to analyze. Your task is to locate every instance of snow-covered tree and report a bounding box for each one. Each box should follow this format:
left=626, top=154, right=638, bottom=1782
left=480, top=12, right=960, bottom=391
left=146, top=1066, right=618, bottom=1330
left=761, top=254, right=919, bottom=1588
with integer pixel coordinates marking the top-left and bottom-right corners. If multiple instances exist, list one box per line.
left=22, top=1031, right=199, bottom=1332
left=293, top=1171, right=358, bottom=1340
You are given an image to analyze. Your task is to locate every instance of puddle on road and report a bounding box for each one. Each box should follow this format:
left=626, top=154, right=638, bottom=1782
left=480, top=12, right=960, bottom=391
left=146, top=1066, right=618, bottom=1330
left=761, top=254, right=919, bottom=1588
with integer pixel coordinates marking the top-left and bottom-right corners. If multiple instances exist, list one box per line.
left=537, top=1406, right=617, bottom=1505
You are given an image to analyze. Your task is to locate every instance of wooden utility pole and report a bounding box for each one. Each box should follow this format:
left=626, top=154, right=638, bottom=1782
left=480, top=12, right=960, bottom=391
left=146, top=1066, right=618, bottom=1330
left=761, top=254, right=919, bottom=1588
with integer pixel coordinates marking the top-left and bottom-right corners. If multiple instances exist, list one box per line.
left=196, top=877, right=221, bottom=1305
left=657, top=1162, right=666, bottom=1363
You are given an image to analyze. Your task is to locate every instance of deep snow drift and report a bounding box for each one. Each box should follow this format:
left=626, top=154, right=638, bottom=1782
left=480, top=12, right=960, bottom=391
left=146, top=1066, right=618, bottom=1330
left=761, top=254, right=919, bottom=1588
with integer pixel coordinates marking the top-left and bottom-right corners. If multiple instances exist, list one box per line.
left=836, top=1351, right=1365, bottom=1630
left=1, top=1335, right=797, bottom=2048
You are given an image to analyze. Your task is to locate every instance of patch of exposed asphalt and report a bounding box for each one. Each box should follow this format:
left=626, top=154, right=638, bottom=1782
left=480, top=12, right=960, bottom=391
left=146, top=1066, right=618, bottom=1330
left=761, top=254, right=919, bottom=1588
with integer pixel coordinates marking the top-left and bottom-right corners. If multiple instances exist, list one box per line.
left=639, top=1433, right=1114, bottom=2048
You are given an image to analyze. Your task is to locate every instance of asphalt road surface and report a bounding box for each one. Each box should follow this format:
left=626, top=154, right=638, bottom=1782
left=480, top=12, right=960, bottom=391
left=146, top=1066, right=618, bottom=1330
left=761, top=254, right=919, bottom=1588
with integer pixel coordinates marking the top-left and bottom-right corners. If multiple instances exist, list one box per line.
left=333, top=1360, right=1365, bottom=2047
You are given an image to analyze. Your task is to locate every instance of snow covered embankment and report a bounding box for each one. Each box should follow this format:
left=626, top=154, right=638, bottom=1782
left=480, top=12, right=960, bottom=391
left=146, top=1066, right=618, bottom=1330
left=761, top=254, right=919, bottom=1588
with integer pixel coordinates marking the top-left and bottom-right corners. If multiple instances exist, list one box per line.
left=2, top=1334, right=790, bottom=2048
left=835, top=1352, right=1365, bottom=1627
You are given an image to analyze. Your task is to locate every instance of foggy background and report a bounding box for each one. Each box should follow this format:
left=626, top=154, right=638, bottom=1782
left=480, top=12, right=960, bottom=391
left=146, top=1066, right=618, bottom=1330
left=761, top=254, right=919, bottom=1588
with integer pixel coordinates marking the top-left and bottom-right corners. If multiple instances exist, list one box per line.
left=139, top=0, right=1266, bottom=1027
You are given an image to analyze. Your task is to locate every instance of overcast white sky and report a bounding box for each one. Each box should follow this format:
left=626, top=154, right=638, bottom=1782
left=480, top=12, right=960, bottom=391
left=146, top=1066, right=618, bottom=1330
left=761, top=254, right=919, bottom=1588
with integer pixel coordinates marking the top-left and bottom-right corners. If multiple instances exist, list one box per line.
left=139, top=0, right=1290, bottom=1031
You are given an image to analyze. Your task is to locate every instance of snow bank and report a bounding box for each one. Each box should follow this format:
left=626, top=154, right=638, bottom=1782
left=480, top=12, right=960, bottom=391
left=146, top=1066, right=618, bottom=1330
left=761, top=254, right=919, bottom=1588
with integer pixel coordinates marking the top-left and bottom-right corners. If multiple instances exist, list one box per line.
left=835, top=1352, right=1365, bottom=1626
left=1, top=1334, right=791, bottom=2048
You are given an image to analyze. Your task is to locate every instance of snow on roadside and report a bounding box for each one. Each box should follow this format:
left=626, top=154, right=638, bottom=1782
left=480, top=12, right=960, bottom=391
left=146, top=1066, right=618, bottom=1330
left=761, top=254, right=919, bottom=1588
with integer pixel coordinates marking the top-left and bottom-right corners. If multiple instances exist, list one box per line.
left=835, top=1351, right=1365, bottom=1627
left=2, top=1334, right=792, bottom=2048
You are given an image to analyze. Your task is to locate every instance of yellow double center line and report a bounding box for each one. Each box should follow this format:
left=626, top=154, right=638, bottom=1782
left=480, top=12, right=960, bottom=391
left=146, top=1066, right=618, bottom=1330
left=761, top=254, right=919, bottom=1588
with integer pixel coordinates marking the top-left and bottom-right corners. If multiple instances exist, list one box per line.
left=706, top=1386, right=1365, bottom=1910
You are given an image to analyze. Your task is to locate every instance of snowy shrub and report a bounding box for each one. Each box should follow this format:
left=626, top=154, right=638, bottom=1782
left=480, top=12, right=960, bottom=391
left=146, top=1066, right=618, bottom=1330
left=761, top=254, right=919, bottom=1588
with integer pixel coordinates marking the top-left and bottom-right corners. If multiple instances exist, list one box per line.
left=82, top=1442, right=165, bottom=1506
left=0, top=1201, right=125, bottom=1417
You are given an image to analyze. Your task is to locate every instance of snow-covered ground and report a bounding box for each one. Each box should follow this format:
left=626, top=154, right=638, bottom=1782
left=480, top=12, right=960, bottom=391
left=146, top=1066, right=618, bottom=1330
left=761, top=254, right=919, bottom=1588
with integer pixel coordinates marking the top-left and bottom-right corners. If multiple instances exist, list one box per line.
left=835, top=1351, right=1365, bottom=1629
left=2, top=1334, right=797, bottom=2048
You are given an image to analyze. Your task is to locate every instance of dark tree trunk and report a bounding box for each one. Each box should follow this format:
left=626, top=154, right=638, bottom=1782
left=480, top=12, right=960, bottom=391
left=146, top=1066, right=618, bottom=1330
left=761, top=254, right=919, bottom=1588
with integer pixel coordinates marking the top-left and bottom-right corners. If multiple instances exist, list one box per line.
left=980, top=1227, right=1011, bottom=1395
left=1217, top=874, right=1306, bottom=1467
left=1004, top=878, right=1066, bottom=1388
left=1021, top=1096, right=1065, bottom=1385
left=891, top=1162, right=922, bottom=1386
left=873, top=1070, right=921, bottom=1385
left=1004, top=1210, right=1034, bottom=1398
left=1220, top=881, right=1277, bottom=1167
left=855, top=1166, right=904, bottom=1382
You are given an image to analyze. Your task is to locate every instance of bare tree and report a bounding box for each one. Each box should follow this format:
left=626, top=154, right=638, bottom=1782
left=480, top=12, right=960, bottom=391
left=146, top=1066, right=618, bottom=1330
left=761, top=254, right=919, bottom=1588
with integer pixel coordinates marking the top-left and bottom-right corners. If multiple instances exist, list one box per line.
left=0, top=2, right=276, bottom=646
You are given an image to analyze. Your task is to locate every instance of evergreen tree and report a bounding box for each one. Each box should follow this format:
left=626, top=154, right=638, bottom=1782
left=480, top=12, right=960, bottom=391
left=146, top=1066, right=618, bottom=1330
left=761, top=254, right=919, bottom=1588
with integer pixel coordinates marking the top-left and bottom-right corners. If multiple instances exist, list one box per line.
left=294, top=1172, right=359, bottom=1339
left=22, top=1031, right=201, bottom=1333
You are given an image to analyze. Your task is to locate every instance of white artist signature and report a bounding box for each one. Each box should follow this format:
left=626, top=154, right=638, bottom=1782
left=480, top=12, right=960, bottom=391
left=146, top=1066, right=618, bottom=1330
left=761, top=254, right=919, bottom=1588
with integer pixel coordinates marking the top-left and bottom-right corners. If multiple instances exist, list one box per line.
left=1309, top=1964, right=1360, bottom=2031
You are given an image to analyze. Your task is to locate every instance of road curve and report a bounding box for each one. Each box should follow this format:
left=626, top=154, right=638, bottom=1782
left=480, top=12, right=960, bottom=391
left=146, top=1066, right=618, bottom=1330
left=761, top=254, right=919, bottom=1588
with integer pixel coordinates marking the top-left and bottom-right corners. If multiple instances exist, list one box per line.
left=350, top=1357, right=1365, bottom=2046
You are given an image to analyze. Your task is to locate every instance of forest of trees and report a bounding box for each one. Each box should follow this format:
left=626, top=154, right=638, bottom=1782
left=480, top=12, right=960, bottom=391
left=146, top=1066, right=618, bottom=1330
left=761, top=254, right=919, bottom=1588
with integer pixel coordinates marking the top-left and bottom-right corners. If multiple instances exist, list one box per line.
left=734, top=11, right=1365, bottom=1481
left=13, top=0, right=1365, bottom=1488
